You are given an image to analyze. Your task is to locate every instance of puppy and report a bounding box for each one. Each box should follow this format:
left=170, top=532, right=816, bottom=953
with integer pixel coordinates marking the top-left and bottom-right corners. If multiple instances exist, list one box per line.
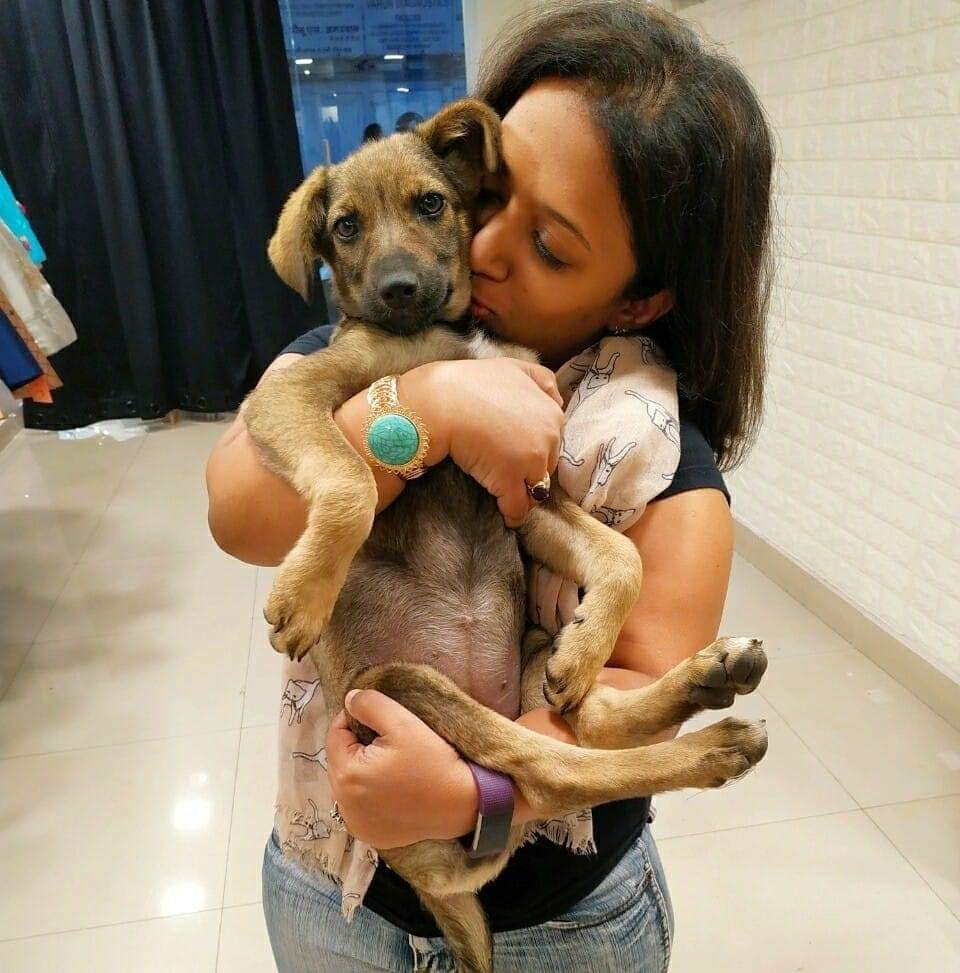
left=240, top=98, right=767, bottom=973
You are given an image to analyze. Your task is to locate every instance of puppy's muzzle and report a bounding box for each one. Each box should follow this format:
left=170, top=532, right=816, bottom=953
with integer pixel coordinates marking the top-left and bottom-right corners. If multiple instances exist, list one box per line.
left=379, top=271, right=419, bottom=310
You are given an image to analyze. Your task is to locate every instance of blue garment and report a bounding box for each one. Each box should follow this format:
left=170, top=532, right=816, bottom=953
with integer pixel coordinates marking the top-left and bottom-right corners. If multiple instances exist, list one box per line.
left=262, top=824, right=674, bottom=972
left=0, top=306, right=42, bottom=390
left=0, top=171, right=46, bottom=265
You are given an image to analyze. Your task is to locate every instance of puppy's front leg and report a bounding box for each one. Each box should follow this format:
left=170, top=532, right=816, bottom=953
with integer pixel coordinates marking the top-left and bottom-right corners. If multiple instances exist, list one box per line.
left=518, top=491, right=644, bottom=714
left=240, top=330, right=398, bottom=659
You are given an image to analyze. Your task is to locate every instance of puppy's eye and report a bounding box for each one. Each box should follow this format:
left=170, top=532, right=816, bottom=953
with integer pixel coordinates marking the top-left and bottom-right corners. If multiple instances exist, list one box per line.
left=419, top=192, right=445, bottom=217
left=333, top=216, right=359, bottom=240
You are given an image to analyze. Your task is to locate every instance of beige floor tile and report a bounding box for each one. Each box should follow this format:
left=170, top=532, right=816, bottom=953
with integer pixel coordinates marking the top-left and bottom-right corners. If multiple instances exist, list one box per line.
left=218, top=903, right=276, bottom=973
left=0, top=499, right=103, bottom=564
left=0, top=619, right=251, bottom=757
left=657, top=811, right=960, bottom=972
left=653, top=692, right=856, bottom=839
left=0, top=910, right=220, bottom=972
left=0, top=642, right=31, bottom=698
left=721, top=554, right=851, bottom=659
left=0, top=731, right=239, bottom=939
left=0, top=559, right=74, bottom=644
left=124, top=419, right=231, bottom=484
left=224, top=725, right=278, bottom=907
left=35, top=549, right=257, bottom=644
left=867, top=795, right=960, bottom=919
left=761, top=648, right=960, bottom=806
left=0, top=428, right=143, bottom=490
left=81, top=470, right=219, bottom=562
left=244, top=568, right=283, bottom=727
left=244, top=633, right=283, bottom=728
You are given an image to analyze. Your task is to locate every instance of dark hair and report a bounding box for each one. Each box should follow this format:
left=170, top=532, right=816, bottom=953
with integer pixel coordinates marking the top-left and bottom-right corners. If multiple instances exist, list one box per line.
left=475, top=0, right=777, bottom=470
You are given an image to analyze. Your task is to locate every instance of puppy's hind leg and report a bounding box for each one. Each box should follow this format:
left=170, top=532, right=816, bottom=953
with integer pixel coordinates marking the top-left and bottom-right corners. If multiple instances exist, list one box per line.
left=566, top=636, right=768, bottom=750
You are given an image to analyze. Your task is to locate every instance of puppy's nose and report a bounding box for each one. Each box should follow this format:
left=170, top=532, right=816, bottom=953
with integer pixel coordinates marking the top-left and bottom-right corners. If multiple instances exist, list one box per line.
left=379, top=272, right=419, bottom=309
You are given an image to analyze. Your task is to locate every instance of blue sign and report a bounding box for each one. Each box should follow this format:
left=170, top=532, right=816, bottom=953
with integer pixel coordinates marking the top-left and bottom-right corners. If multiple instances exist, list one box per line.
left=284, top=0, right=460, bottom=58
left=363, top=0, right=455, bottom=56
left=286, top=1, right=364, bottom=58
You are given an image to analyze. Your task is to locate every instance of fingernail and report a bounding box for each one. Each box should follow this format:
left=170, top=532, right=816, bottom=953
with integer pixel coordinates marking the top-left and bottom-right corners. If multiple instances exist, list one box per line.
left=345, top=689, right=360, bottom=707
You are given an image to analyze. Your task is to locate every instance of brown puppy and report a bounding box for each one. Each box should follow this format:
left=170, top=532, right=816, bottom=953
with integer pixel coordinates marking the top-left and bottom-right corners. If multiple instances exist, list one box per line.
left=240, top=98, right=768, bottom=973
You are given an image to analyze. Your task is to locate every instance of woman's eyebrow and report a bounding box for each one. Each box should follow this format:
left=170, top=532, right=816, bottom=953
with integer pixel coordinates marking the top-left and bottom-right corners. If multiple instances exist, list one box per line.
left=496, top=159, right=592, bottom=253
left=542, top=205, right=592, bottom=253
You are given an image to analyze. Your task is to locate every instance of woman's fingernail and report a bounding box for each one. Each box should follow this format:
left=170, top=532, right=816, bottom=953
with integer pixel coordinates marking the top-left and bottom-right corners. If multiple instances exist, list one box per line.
left=345, top=689, right=360, bottom=707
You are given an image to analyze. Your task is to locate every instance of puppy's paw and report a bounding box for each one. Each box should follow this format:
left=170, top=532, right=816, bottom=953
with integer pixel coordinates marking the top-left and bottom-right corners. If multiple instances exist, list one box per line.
left=679, top=716, right=769, bottom=788
left=542, top=620, right=606, bottom=716
left=684, top=637, right=767, bottom=710
left=264, top=578, right=336, bottom=661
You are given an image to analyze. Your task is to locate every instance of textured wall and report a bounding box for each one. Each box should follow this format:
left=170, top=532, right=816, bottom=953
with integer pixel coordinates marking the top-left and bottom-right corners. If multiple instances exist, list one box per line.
left=669, top=0, right=959, bottom=680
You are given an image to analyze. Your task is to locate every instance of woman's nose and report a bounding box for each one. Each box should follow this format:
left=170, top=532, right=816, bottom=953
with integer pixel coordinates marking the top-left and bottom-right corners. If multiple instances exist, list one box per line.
left=469, top=211, right=509, bottom=283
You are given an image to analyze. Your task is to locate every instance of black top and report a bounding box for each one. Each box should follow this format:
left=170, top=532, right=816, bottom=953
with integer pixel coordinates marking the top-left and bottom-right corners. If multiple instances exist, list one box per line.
left=281, top=323, right=731, bottom=936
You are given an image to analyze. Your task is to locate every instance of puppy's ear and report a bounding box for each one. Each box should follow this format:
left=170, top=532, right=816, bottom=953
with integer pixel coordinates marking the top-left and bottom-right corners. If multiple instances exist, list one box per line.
left=415, top=98, right=501, bottom=200
left=267, top=166, right=328, bottom=302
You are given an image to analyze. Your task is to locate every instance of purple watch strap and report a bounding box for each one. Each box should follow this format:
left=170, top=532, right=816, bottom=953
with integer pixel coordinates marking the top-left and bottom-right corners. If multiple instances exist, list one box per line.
left=467, top=761, right=515, bottom=817
left=461, top=760, right=514, bottom=858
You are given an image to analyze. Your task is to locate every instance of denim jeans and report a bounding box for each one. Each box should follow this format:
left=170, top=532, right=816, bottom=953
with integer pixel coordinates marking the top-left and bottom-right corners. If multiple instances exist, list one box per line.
left=262, top=824, right=674, bottom=972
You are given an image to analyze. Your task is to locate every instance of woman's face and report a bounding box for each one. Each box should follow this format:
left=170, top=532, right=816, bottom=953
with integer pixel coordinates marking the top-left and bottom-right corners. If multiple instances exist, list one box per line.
left=469, top=78, right=667, bottom=370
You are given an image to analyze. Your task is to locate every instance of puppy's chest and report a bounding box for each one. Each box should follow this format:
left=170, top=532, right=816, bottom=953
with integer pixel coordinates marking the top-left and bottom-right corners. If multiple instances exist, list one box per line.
left=336, top=459, right=527, bottom=719
left=363, top=600, right=522, bottom=718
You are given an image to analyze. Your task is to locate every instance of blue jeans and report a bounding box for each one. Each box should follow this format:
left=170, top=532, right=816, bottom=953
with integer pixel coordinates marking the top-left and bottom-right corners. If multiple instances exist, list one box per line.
left=262, top=824, right=674, bottom=972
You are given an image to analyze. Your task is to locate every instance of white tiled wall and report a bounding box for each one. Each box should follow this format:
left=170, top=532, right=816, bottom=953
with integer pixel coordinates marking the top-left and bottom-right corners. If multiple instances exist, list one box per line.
left=666, top=1, right=959, bottom=681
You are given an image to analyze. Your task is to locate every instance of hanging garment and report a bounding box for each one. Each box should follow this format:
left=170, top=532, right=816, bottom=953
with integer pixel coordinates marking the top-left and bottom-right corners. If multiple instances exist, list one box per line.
left=0, top=287, right=62, bottom=402
left=0, top=219, right=76, bottom=358
left=13, top=375, right=53, bottom=404
left=0, top=171, right=46, bottom=266
left=0, top=307, right=41, bottom=391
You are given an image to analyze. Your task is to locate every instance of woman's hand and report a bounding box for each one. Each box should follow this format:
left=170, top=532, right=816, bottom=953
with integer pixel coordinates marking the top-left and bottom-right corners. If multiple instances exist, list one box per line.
left=527, top=562, right=581, bottom=635
left=325, top=689, right=478, bottom=850
left=420, top=358, right=566, bottom=529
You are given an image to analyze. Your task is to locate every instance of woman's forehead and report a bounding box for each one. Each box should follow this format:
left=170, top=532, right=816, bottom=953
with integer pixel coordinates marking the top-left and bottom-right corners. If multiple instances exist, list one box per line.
left=500, top=81, right=632, bottom=255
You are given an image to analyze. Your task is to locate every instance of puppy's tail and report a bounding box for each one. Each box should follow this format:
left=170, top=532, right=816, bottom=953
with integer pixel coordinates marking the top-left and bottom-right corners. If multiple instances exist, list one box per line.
left=416, top=889, right=492, bottom=973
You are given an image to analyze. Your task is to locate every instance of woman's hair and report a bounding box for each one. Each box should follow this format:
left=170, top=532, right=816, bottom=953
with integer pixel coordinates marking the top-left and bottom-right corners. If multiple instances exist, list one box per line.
left=475, top=1, right=777, bottom=470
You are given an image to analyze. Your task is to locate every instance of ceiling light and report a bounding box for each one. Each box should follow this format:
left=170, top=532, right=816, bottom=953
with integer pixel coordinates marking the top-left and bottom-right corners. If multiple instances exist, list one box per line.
left=397, top=87, right=409, bottom=93
left=295, top=58, right=314, bottom=65
left=384, top=54, right=405, bottom=60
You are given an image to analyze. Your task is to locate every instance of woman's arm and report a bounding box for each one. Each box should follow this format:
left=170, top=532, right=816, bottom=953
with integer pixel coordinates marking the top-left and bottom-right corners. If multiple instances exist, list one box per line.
left=205, top=354, right=448, bottom=566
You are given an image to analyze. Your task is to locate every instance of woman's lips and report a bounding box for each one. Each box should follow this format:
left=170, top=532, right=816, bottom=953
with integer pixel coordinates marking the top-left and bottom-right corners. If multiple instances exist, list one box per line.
left=469, top=296, right=496, bottom=318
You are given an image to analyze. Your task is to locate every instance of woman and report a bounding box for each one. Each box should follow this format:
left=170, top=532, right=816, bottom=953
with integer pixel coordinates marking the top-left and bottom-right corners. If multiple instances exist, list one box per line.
left=206, top=2, right=774, bottom=970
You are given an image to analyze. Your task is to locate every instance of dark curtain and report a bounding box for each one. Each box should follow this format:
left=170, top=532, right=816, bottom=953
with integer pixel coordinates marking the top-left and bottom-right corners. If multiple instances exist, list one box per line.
left=0, top=0, right=324, bottom=430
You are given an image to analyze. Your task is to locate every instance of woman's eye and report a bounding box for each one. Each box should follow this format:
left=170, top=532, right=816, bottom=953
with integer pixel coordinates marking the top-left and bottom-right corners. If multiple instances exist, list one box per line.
left=534, top=231, right=566, bottom=269
left=419, top=192, right=445, bottom=216
left=333, top=216, right=359, bottom=240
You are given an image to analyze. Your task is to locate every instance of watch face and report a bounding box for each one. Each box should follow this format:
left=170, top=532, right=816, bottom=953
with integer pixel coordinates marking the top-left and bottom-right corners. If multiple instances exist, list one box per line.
left=471, top=812, right=513, bottom=858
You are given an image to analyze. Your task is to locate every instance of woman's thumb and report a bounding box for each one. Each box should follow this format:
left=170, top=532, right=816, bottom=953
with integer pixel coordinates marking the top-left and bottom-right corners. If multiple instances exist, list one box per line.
left=344, top=688, right=415, bottom=735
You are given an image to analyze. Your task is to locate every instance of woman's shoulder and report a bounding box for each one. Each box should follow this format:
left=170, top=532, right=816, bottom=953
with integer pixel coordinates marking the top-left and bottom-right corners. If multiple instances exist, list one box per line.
left=653, top=420, right=730, bottom=506
left=280, top=323, right=337, bottom=357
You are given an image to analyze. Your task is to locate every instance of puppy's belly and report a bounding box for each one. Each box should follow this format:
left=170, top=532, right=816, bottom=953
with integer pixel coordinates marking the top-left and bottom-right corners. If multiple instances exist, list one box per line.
left=361, top=629, right=522, bottom=720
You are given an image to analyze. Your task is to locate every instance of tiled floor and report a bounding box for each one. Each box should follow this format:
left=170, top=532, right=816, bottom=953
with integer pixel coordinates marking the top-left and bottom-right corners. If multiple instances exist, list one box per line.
left=1, top=418, right=958, bottom=971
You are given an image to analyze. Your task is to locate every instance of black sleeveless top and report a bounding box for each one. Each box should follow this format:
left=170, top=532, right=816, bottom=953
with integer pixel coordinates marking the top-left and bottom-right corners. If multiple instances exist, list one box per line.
left=282, top=324, right=730, bottom=935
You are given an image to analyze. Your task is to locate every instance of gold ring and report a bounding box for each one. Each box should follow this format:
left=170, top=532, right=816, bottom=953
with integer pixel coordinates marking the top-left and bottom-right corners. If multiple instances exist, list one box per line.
left=525, top=472, right=551, bottom=503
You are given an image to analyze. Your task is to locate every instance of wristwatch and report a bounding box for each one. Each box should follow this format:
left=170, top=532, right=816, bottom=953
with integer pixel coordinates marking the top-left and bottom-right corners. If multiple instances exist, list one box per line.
left=361, top=374, right=431, bottom=481
left=460, top=760, right=515, bottom=858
